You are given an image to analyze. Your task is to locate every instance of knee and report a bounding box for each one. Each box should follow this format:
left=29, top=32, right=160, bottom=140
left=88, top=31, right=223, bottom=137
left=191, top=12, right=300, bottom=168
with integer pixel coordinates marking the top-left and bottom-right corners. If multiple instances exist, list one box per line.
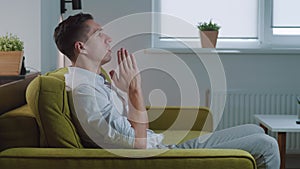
left=253, top=134, right=280, bottom=169
left=255, top=134, right=279, bottom=151
left=243, top=124, right=265, bottom=133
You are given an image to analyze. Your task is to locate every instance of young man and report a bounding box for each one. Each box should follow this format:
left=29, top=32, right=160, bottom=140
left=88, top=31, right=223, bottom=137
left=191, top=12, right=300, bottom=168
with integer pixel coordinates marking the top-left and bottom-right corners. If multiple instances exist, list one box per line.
left=54, top=13, right=280, bottom=169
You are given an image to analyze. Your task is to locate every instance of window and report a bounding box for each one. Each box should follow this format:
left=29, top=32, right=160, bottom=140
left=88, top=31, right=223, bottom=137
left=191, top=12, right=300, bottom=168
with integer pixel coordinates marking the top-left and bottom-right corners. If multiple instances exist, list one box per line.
left=272, top=0, right=300, bottom=35
left=152, top=0, right=300, bottom=49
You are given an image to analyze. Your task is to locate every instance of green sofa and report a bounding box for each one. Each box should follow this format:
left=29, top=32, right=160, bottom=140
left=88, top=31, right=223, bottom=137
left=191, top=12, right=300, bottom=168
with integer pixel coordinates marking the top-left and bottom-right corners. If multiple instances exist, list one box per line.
left=0, top=68, right=256, bottom=169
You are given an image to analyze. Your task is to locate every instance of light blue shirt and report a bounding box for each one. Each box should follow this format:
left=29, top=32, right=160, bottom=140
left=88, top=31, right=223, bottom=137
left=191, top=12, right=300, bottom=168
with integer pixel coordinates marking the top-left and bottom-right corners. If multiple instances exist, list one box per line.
left=65, top=67, right=164, bottom=149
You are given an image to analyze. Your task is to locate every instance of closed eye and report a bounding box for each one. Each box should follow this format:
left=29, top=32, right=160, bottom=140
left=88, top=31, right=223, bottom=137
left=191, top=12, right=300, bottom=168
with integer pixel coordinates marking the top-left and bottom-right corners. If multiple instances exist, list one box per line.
left=90, top=29, right=103, bottom=39
left=96, top=29, right=104, bottom=37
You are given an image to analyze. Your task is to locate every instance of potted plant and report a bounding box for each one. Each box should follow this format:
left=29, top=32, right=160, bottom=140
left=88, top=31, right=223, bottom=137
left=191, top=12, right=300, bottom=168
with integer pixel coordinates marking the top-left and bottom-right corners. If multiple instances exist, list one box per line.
left=197, top=20, right=221, bottom=48
left=0, top=33, right=24, bottom=75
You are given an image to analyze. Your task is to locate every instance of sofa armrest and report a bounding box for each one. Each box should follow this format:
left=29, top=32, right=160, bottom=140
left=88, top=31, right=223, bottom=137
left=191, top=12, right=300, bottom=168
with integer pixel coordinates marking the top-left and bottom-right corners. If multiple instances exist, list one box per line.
left=0, top=148, right=256, bottom=169
left=147, top=106, right=213, bottom=132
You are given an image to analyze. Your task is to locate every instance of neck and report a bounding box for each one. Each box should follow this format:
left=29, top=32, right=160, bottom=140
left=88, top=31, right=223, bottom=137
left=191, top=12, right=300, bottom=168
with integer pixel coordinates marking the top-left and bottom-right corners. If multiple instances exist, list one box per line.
left=73, top=54, right=102, bottom=74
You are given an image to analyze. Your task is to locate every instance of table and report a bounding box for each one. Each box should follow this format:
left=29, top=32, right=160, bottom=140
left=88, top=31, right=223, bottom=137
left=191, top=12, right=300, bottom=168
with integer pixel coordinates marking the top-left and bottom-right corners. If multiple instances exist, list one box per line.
left=254, top=115, right=300, bottom=169
left=0, top=71, right=40, bottom=115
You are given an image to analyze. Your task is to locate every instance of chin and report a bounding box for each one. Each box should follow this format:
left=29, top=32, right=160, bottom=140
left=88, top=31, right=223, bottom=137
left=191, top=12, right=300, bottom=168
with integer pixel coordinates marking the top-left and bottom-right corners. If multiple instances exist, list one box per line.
left=100, top=55, right=111, bottom=65
left=101, top=59, right=110, bottom=65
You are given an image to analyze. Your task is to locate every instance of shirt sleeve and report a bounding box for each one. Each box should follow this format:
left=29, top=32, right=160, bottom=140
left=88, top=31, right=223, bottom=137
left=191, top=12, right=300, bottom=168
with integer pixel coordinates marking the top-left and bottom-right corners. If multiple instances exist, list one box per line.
left=71, top=84, right=135, bottom=149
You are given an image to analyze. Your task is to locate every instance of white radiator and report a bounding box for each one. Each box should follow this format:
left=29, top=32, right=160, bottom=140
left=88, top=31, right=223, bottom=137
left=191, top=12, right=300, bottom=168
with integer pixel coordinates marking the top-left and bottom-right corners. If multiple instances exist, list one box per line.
left=206, top=89, right=300, bottom=153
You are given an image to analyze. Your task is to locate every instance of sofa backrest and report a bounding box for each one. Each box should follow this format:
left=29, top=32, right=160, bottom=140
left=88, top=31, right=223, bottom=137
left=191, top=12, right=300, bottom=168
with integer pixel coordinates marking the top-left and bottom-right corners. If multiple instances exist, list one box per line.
left=0, top=105, right=39, bottom=151
left=26, top=68, right=83, bottom=148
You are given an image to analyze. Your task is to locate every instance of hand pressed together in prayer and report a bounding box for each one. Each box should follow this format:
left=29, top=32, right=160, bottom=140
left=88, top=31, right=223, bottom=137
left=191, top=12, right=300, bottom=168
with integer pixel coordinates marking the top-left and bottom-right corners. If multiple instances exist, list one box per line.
left=109, top=48, right=148, bottom=148
left=109, top=48, right=142, bottom=94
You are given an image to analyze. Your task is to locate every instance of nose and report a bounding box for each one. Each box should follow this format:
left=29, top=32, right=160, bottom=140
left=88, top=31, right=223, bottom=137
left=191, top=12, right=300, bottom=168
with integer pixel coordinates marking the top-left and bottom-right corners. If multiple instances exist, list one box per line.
left=104, top=33, right=112, bottom=43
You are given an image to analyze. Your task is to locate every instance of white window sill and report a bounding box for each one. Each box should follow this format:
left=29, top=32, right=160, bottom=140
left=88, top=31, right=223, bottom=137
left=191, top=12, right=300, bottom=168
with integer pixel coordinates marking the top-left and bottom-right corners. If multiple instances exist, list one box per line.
left=144, top=48, right=300, bottom=55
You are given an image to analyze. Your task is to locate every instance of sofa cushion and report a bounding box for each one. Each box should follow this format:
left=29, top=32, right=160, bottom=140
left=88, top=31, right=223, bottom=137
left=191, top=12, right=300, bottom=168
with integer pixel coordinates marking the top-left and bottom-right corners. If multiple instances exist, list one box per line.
left=0, top=105, right=39, bottom=151
left=0, top=148, right=256, bottom=169
left=26, top=68, right=83, bottom=148
left=147, top=106, right=212, bottom=131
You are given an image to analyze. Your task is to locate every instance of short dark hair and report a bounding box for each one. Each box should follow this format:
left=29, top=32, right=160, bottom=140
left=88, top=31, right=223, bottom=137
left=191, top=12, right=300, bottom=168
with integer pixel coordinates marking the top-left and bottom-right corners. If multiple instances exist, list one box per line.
left=54, top=13, right=93, bottom=62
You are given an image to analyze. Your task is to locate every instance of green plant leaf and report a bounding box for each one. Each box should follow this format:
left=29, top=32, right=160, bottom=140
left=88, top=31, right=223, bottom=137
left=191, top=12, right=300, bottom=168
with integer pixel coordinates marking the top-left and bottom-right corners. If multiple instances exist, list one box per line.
left=197, top=19, right=221, bottom=31
left=0, top=33, right=24, bottom=51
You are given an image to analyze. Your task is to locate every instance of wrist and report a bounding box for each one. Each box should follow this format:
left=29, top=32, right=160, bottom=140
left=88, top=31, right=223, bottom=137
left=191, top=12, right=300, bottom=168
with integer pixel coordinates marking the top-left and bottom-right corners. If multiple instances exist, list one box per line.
left=129, top=86, right=142, bottom=94
left=128, top=87, right=146, bottom=114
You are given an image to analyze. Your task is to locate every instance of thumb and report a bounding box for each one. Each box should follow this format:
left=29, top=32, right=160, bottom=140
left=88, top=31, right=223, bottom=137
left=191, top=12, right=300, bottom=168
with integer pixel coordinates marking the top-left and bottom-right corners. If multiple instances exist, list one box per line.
left=109, top=70, right=117, bottom=82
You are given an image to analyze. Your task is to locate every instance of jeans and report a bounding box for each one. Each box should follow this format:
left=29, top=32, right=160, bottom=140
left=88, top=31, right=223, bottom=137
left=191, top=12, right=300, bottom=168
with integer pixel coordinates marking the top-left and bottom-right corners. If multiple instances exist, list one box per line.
left=175, top=124, right=280, bottom=169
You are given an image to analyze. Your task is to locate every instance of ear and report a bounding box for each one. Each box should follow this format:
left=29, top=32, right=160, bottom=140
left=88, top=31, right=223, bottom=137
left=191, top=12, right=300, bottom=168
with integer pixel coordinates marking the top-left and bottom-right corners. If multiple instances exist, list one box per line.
left=74, top=41, right=86, bottom=54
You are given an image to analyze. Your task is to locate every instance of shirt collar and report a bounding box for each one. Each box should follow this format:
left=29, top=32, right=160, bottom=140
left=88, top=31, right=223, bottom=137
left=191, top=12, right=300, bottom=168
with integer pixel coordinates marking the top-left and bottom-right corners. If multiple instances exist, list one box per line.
left=65, top=67, right=105, bottom=90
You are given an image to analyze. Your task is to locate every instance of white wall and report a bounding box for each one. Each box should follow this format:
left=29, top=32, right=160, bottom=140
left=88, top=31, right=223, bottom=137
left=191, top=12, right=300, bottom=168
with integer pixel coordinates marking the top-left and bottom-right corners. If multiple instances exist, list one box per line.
left=0, top=0, right=41, bottom=72
left=0, top=0, right=60, bottom=74
left=41, top=0, right=61, bottom=73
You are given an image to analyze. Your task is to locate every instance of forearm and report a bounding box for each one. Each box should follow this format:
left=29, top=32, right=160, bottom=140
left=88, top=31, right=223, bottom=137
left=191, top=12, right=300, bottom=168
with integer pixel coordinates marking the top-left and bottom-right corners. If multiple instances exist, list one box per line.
left=128, top=87, right=148, bottom=149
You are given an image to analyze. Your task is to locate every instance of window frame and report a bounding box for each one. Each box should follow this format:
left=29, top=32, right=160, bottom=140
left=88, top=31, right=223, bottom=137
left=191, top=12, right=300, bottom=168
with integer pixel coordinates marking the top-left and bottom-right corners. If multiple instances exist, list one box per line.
left=269, top=0, right=300, bottom=47
left=152, top=0, right=300, bottom=49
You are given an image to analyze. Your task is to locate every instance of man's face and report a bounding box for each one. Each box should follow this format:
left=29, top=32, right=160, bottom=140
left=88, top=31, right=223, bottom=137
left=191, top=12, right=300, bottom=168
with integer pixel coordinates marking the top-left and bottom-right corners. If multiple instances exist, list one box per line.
left=82, top=19, right=112, bottom=65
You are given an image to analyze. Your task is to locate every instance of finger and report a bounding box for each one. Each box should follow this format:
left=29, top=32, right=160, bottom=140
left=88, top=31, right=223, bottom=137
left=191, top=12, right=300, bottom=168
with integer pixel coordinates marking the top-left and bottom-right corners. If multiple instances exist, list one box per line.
left=117, top=51, right=122, bottom=65
left=122, top=48, right=129, bottom=71
left=125, top=50, right=132, bottom=69
left=119, top=48, right=125, bottom=64
left=109, top=70, right=118, bottom=83
left=121, top=48, right=125, bottom=62
left=130, top=54, right=137, bottom=70
left=117, top=50, right=121, bottom=65
left=118, top=54, right=125, bottom=73
left=125, top=49, right=129, bottom=58
left=117, top=51, right=126, bottom=74
left=118, top=48, right=125, bottom=64
left=109, top=70, right=114, bottom=79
